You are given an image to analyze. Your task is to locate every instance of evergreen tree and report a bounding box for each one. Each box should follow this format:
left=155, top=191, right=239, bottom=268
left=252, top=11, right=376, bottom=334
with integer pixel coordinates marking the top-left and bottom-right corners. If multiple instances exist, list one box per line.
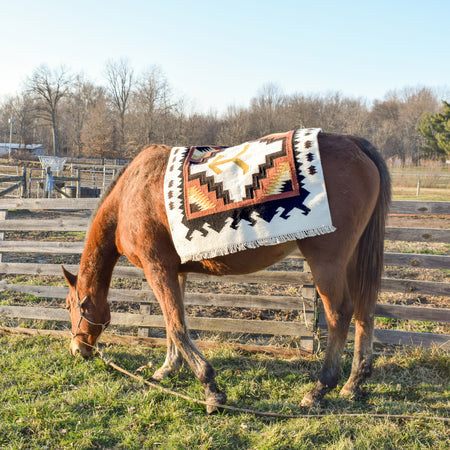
left=417, top=100, right=450, bottom=159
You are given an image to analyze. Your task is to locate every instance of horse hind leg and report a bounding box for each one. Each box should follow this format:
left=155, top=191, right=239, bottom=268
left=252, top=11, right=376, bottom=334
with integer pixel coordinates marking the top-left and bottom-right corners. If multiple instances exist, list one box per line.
left=152, top=274, right=186, bottom=381
left=300, top=260, right=354, bottom=407
left=339, top=266, right=376, bottom=399
left=145, top=266, right=226, bottom=413
left=339, top=317, right=374, bottom=399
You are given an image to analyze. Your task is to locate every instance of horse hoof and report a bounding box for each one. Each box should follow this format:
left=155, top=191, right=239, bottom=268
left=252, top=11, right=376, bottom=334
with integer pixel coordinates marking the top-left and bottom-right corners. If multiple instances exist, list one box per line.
left=301, top=383, right=328, bottom=407
left=339, top=384, right=363, bottom=400
left=151, top=369, right=168, bottom=382
left=152, top=364, right=178, bottom=381
left=206, top=404, right=220, bottom=414
left=300, top=391, right=317, bottom=407
left=205, top=390, right=227, bottom=414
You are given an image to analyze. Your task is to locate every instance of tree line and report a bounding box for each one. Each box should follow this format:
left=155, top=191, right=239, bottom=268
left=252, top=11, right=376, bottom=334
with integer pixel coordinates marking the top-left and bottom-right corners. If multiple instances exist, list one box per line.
left=0, top=60, right=448, bottom=163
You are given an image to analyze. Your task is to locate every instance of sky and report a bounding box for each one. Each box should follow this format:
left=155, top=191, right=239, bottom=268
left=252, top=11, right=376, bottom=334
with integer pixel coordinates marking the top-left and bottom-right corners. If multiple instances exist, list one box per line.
left=0, top=0, right=449, bottom=113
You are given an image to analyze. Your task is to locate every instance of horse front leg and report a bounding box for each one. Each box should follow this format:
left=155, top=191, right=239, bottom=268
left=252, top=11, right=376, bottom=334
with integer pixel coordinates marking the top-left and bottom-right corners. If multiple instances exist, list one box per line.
left=145, top=267, right=226, bottom=413
left=152, top=274, right=186, bottom=381
left=152, top=332, right=183, bottom=381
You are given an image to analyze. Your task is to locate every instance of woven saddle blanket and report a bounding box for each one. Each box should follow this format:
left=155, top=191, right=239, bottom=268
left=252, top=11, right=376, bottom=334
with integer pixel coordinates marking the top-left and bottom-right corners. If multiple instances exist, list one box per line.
left=164, top=128, right=335, bottom=263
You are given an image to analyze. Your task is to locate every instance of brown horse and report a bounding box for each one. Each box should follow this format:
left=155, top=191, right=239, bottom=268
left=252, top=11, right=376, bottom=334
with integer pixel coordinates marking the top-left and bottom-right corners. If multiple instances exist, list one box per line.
left=63, top=132, right=390, bottom=412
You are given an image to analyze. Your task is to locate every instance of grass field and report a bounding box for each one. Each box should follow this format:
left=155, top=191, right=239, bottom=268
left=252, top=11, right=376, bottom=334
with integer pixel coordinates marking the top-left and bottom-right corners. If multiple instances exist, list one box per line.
left=1, top=332, right=448, bottom=449
left=391, top=186, right=450, bottom=201
left=390, top=165, right=450, bottom=200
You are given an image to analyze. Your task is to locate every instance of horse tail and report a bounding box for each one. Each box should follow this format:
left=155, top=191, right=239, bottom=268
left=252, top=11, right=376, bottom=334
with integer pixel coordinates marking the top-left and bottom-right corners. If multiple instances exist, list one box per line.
left=350, top=136, right=391, bottom=316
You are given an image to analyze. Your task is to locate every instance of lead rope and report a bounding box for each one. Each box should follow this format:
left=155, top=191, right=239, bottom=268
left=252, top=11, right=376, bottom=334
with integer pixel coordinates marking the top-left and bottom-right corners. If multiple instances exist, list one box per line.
left=90, top=346, right=449, bottom=423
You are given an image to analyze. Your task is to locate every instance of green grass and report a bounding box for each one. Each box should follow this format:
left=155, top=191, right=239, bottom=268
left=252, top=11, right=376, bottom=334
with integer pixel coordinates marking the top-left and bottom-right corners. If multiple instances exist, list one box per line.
left=1, top=333, right=448, bottom=449
left=375, top=317, right=448, bottom=334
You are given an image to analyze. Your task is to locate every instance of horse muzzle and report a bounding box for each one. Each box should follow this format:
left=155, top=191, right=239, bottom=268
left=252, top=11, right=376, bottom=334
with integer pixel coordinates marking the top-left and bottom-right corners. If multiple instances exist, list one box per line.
left=70, top=337, right=95, bottom=358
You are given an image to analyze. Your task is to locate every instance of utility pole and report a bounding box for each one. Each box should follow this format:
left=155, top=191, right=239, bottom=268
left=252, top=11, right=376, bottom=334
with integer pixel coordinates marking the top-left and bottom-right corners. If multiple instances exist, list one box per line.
left=8, top=114, right=14, bottom=158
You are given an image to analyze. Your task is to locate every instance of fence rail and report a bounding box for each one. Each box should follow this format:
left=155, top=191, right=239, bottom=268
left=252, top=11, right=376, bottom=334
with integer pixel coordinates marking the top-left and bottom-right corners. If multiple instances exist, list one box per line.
left=0, top=165, right=122, bottom=199
left=0, top=199, right=448, bottom=352
left=0, top=168, right=26, bottom=198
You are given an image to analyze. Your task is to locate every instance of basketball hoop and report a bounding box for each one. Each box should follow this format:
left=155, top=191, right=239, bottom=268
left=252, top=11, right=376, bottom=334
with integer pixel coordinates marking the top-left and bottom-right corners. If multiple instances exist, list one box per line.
left=39, top=156, right=67, bottom=175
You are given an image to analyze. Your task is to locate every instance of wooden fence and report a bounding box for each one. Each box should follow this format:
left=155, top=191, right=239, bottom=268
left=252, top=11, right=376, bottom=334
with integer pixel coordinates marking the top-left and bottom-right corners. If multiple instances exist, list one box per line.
left=0, top=198, right=448, bottom=353
left=0, top=166, right=120, bottom=199
left=0, top=167, right=27, bottom=198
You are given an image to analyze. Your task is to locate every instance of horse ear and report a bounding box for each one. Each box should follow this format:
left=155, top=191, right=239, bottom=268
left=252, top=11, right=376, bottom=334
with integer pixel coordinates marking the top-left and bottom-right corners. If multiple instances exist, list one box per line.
left=62, top=265, right=77, bottom=287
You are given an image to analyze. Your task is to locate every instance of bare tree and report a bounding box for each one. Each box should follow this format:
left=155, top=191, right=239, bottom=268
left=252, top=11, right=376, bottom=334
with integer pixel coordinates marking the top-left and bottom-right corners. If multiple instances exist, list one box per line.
left=80, top=91, right=119, bottom=159
left=368, top=87, right=440, bottom=164
left=181, top=111, right=223, bottom=145
left=6, top=60, right=443, bottom=164
left=104, top=59, right=134, bottom=149
left=249, top=82, right=285, bottom=136
left=26, top=64, right=72, bottom=156
left=217, top=105, right=252, bottom=145
left=0, top=93, right=36, bottom=147
left=64, top=75, right=106, bottom=156
left=133, top=66, right=176, bottom=146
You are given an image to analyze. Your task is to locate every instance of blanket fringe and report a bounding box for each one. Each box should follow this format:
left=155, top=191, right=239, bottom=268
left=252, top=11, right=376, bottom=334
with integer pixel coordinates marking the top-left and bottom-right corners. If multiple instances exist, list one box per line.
left=180, top=225, right=336, bottom=263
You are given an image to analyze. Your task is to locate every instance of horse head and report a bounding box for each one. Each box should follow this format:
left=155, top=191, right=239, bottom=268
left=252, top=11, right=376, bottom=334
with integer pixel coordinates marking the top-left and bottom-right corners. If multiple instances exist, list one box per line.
left=62, top=266, right=111, bottom=357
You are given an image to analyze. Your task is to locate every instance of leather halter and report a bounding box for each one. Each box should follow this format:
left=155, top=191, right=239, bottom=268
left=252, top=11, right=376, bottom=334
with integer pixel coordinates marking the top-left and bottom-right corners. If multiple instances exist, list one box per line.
left=68, top=287, right=110, bottom=350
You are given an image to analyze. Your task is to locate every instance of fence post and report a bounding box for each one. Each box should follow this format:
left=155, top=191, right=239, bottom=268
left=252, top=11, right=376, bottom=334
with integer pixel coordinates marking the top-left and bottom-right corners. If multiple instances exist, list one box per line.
left=0, top=210, right=7, bottom=262
left=76, top=169, right=81, bottom=198
left=302, top=260, right=318, bottom=353
left=20, top=167, right=27, bottom=198
left=416, top=177, right=421, bottom=196
left=137, top=280, right=153, bottom=338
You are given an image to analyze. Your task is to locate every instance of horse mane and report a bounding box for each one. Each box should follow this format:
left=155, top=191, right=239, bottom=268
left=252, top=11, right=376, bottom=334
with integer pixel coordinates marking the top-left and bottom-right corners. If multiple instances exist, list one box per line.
left=85, top=145, right=171, bottom=236
left=86, top=163, right=129, bottom=233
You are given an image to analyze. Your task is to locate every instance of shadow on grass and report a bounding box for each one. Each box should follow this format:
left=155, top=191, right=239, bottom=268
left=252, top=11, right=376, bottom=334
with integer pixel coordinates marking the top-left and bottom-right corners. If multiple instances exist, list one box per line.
left=87, top=344, right=449, bottom=420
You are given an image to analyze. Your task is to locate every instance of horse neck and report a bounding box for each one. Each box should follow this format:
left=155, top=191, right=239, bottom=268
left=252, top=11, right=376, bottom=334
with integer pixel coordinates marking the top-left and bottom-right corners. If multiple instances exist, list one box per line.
left=78, top=205, right=119, bottom=302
